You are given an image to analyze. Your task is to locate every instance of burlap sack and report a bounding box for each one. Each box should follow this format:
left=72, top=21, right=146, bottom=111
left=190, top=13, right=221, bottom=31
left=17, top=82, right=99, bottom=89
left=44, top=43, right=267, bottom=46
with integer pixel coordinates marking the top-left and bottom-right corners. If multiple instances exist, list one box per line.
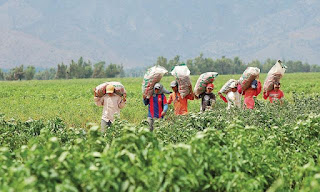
left=171, top=64, right=192, bottom=98
left=239, top=67, right=260, bottom=91
left=219, top=79, right=238, bottom=94
left=263, top=60, right=286, bottom=92
left=142, top=66, right=168, bottom=98
left=194, top=72, right=219, bottom=97
left=95, top=82, right=126, bottom=97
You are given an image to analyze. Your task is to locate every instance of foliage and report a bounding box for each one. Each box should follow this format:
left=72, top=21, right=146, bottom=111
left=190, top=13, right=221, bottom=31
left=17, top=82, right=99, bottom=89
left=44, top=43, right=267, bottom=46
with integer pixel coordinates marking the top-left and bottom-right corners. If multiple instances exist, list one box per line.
left=0, top=69, right=4, bottom=80
left=0, top=92, right=320, bottom=191
left=5, top=65, right=25, bottom=81
left=105, top=63, right=123, bottom=78
left=154, top=54, right=320, bottom=76
left=0, top=73, right=319, bottom=128
left=56, top=63, right=68, bottom=79
left=34, top=68, right=56, bottom=80
left=0, top=73, right=320, bottom=190
left=1, top=55, right=320, bottom=81
left=25, top=66, right=36, bottom=80
left=68, top=57, right=93, bottom=79
left=0, top=57, right=125, bottom=81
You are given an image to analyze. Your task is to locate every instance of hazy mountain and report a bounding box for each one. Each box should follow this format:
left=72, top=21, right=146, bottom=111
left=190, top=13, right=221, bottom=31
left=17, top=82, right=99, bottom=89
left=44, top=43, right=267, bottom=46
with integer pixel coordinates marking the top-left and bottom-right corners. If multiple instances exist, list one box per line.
left=1, top=0, right=319, bottom=69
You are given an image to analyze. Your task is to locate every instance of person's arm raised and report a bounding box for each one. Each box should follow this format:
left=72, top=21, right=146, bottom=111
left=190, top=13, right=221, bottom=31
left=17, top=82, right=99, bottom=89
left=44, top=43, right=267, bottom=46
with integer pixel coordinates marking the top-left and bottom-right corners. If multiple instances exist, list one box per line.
left=94, top=96, right=104, bottom=106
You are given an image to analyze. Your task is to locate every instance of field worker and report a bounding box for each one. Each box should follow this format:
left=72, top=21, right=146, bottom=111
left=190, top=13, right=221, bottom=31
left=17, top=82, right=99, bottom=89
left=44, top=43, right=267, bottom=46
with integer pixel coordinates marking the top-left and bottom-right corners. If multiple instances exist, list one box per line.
left=143, top=83, right=168, bottom=131
left=238, top=79, right=261, bottom=109
left=195, top=83, right=216, bottom=112
left=263, top=82, right=284, bottom=105
left=168, top=80, right=194, bottom=115
left=218, top=82, right=241, bottom=109
left=94, top=84, right=126, bottom=132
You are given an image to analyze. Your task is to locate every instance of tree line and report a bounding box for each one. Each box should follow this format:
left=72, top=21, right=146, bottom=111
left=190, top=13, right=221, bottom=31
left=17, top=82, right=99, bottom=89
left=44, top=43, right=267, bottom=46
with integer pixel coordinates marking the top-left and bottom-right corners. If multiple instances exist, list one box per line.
left=1, top=54, right=320, bottom=81
left=0, top=57, right=124, bottom=81
left=154, top=54, right=320, bottom=75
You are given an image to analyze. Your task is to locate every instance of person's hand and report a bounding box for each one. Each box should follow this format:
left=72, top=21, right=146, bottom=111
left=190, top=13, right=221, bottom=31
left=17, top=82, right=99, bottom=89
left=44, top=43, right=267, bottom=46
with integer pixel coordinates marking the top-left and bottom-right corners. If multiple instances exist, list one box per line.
left=122, top=97, right=127, bottom=102
left=94, top=91, right=97, bottom=97
left=218, top=92, right=222, bottom=96
left=161, top=111, right=166, bottom=117
left=195, top=95, right=199, bottom=99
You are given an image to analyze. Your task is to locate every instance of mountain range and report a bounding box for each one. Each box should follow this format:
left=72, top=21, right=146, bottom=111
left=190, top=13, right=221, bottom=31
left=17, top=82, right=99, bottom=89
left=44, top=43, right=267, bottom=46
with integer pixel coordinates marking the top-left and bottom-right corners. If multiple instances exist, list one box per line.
left=1, top=0, right=320, bottom=69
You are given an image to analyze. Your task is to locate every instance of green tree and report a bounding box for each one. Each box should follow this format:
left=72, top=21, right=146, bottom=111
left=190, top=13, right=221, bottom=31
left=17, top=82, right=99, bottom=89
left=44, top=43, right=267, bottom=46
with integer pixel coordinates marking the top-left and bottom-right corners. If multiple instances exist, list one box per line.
left=66, top=57, right=93, bottom=79
left=105, top=63, right=123, bottom=78
left=311, top=64, right=320, bottom=72
left=68, top=60, right=78, bottom=79
left=285, top=60, right=307, bottom=73
left=5, top=69, right=15, bottom=80
left=25, top=66, right=36, bottom=80
left=92, top=61, right=105, bottom=78
left=233, top=57, right=247, bottom=74
left=83, top=60, right=93, bottom=78
left=35, top=68, right=56, bottom=80
left=14, top=65, right=25, bottom=80
left=193, top=53, right=207, bottom=74
left=214, top=56, right=233, bottom=74
left=168, top=55, right=180, bottom=71
left=247, top=59, right=262, bottom=69
left=155, top=56, right=168, bottom=69
left=76, top=57, right=85, bottom=78
left=302, top=62, right=310, bottom=72
left=262, top=59, right=276, bottom=73
left=186, top=59, right=199, bottom=75
left=56, top=63, right=67, bottom=79
left=0, top=69, right=4, bottom=80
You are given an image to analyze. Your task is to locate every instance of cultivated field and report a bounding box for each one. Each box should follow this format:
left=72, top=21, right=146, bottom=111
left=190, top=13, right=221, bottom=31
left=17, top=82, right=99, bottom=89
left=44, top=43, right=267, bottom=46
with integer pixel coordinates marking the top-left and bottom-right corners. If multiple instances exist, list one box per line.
left=0, top=73, right=320, bottom=191
left=0, top=73, right=319, bottom=127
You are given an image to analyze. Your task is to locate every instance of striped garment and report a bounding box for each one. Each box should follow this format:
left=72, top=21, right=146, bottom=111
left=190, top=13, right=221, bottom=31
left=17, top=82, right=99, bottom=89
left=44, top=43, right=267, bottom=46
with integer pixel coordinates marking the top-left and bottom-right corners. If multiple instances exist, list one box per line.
left=144, top=94, right=168, bottom=118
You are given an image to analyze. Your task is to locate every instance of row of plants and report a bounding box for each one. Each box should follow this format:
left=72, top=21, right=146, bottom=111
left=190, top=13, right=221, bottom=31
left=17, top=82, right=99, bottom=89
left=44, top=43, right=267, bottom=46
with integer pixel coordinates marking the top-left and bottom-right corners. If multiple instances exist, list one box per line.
left=0, top=93, right=320, bottom=191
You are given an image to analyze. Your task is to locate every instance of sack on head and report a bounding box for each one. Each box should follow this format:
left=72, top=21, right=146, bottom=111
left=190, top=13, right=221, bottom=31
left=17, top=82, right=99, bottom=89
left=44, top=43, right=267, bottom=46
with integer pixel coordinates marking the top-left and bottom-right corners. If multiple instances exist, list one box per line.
left=95, top=82, right=126, bottom=97
left=194, top=72, right=218, bottom=97
left=142, top=66, right=168, bottom=99
left=219, top=79, right=238, bottom=94
left=263, top=60, right=287, bottom=92
left=239, top=67, right=260, bottom=91
left=171, top=64, right=192, bottom=99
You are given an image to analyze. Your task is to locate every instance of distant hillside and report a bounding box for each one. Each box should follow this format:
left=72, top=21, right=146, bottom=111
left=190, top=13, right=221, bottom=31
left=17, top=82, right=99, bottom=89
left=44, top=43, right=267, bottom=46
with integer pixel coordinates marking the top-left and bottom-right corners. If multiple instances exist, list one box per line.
left=0, top=0, right=319, bottom=69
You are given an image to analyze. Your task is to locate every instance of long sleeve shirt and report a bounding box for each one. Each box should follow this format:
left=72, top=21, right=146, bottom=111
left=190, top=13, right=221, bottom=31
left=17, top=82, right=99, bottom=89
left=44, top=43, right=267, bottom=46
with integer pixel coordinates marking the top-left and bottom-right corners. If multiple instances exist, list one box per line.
left=263, top=89, right=284, bottom=103
left=143, top=94, right=168, bottom=118
left=238, top=81, right=261, bottom=109
left=167, top=92, right=194, bottom=115
left=94, top=94, right=126, bottom=122
left=238, top=81, right=261, bottom=97
left=219, top=91, right=241, bottom=109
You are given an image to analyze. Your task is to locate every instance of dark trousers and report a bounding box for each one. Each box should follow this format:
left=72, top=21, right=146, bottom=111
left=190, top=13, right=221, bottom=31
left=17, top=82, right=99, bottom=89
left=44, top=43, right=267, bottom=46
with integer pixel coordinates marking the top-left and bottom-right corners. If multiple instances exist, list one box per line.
left=101, top=119, right=112, bottom=132
left=147, top=117, right=154, bottom=131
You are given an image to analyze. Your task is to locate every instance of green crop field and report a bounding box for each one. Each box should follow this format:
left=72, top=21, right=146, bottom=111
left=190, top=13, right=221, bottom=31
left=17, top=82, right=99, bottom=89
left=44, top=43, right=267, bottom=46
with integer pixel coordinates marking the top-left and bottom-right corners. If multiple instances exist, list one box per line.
left=1, top=73, right=320, bottom=191
left=1, top=73, right=319, bottom=127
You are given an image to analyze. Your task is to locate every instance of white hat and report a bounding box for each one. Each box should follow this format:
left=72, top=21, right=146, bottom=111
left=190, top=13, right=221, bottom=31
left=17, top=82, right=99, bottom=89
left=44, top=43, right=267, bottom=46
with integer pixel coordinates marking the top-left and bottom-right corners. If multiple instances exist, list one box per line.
left=154, top=83, right=161, bottom=89
left=230, top=82, right=237, bottom=88
left=170, top=81, right=178, bottom=87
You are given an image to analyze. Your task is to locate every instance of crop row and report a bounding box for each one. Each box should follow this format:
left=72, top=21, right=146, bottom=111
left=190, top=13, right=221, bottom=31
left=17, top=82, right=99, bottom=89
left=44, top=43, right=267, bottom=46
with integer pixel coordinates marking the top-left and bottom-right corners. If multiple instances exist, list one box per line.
left=0, top=93, right=320, bottom=191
